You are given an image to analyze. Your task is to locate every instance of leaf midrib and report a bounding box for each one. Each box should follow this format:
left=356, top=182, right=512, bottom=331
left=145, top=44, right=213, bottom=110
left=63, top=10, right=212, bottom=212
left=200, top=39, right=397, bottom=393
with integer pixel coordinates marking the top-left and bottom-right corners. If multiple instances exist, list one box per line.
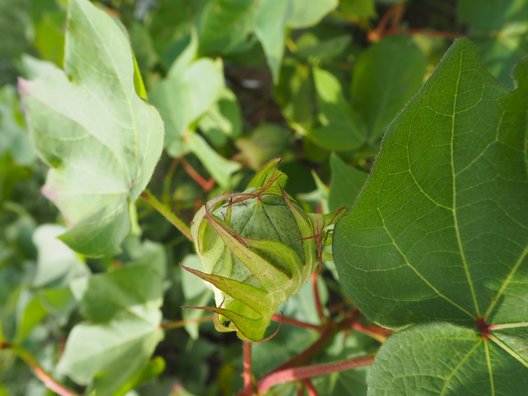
left=450, top=43, right=481, bottom=317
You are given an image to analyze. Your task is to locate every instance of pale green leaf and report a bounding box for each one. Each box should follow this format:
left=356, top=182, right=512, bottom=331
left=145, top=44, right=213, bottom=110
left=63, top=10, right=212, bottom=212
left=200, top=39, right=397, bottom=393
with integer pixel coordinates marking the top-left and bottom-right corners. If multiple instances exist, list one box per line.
left=254, top=0, right=289, bottom=83
left=20, top=0, right=164, bottom=257
left=287, top=0, right=337, bottom=28
left=32, top=224, right=88, bottom=288
left=58, top=240, right=166, bottom=394
left=151, top=33, right=225, bottom=157
left=199, top=88, right=242, bottom=146
left=181, top=255, right=213, bottom=339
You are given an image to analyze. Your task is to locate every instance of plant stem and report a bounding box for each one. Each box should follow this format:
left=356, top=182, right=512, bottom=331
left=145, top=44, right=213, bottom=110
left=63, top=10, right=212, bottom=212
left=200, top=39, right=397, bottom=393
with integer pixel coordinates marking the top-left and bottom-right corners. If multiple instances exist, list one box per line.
left=351, top=322, right=391, bottom=343
left=140, top=190, right=192, bottom=241
left=1, top=342, right=78, bottom=396
left=162, top=158, right=179, bottom=204
left=181, top=158, right=216, bottom=192
left=242, top=342, right=253, bottom=391
left=275, top=327, right=335, bottom=371
left=303, top=379, right=319, bottom=396
left=257, top=355, right=375, bottom=394
left=311, top=271, right=325, bottom=321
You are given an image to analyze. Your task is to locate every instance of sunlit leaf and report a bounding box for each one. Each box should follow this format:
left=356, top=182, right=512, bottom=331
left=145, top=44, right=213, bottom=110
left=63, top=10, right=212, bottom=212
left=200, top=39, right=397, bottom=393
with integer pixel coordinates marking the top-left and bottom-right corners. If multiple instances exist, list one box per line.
left=20, top=0, right=164, bottom=257
left=334, top=38, right=528, bottom=393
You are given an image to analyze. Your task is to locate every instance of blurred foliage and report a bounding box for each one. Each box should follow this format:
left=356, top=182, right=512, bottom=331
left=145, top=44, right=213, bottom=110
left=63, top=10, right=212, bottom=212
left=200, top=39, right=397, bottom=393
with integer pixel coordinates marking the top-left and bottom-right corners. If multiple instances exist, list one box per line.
left=1, top=0, right=526, bottom=395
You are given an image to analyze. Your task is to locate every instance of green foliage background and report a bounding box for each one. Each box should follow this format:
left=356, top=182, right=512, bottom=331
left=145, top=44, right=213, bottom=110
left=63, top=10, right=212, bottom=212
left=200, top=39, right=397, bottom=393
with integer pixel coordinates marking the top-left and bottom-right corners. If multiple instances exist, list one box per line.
left=1, top=0, right=527, bottom=395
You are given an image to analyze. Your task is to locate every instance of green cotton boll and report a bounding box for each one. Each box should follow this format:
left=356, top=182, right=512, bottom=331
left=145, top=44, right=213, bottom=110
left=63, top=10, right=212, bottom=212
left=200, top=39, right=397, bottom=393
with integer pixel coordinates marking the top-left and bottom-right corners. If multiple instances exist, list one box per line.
left=189, top=159, right=318, bottom=341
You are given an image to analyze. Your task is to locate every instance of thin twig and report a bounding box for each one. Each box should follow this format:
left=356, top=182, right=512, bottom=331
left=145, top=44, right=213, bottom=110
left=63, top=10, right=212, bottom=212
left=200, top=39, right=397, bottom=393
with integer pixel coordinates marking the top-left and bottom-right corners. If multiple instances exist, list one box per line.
left=162, top=158, right=179, bottom=204
left=140, top=190, right=192, bottom=240
left=257, top=355, right=375, bottom=394
left=181, top=158, right=215, bottom=192
left=1, top=342, right=79, bottom=396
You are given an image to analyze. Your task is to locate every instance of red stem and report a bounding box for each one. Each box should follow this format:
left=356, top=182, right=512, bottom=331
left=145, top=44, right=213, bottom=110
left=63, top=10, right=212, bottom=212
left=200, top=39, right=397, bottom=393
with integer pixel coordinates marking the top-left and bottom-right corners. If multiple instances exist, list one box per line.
left=275, top=327, right=334, bottom=371
left=257, top=355, right=375, bottom=394
left=351, top=322, right=392, bottom=343
left=242, top=342, right=253, bottom=391
left=1, top=342, right=78, bottom=396
left=304, top=379, right=319, bottom=396
left=311, top=271, right=325, bottom=321
left=181, top=159, right=215, bottom=192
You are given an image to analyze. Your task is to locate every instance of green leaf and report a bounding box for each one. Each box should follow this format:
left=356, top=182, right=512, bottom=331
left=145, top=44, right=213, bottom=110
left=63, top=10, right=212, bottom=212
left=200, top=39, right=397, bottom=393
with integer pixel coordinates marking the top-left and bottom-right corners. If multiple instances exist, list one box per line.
left=197, top=0, right=256, bottom=55
left=294, top=34, right=352, bottom=65
left=151, top=32, right=225, bottom=157
left=334, top=39, right=528, bottom=393
left=32, top=224, right=88, bottom=288
left=20, top=0, right=164, bottom=257
left=287, top=0, right=337, bottom=28
left=458, top=0, right=528, bottom=87
left=339, top=0, right=376, bottom=19
left=181, top=255, right=213, bottom=339
left=185, top=133, right=241, bottom=188
left=275, top=59, right=315, bottom=129
left=310, top=67, right=364, bottom=151
left=351, top=36, right=428, bottom=141
left=235, top=123, right=291, bottom=170
left=0, top=0, right=31, bottom=85
left=328, top=153, right=367, bottom=211
left=254, top=0, right=289, bottom=83
left=58, top=240, right=166, bottom=394
left=33, top=10, right=65, bottom=66
left=369, top=323, right=528, bottom=395
left=197, top=0, right=336, bottom=82
left=0, top=86, right=34, bottom=166
left=199, top=88, right=242, bottom=146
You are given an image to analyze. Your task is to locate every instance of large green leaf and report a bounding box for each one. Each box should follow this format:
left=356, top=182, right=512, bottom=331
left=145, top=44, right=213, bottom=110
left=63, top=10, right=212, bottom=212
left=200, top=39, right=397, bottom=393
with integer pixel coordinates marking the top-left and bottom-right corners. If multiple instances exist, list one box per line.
left=58, top=240, right=166, bottom=395
left=20, top=0, right=164, bottom=257
left=458, top=0, right=528, bottom=87
left=334, top=39, right=528, bottom=393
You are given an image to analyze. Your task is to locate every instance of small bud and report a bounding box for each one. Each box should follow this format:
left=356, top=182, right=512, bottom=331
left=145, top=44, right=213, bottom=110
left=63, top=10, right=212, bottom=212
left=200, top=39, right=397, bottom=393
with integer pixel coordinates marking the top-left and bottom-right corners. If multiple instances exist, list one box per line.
left=189, top=160, right=317, bottom=341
